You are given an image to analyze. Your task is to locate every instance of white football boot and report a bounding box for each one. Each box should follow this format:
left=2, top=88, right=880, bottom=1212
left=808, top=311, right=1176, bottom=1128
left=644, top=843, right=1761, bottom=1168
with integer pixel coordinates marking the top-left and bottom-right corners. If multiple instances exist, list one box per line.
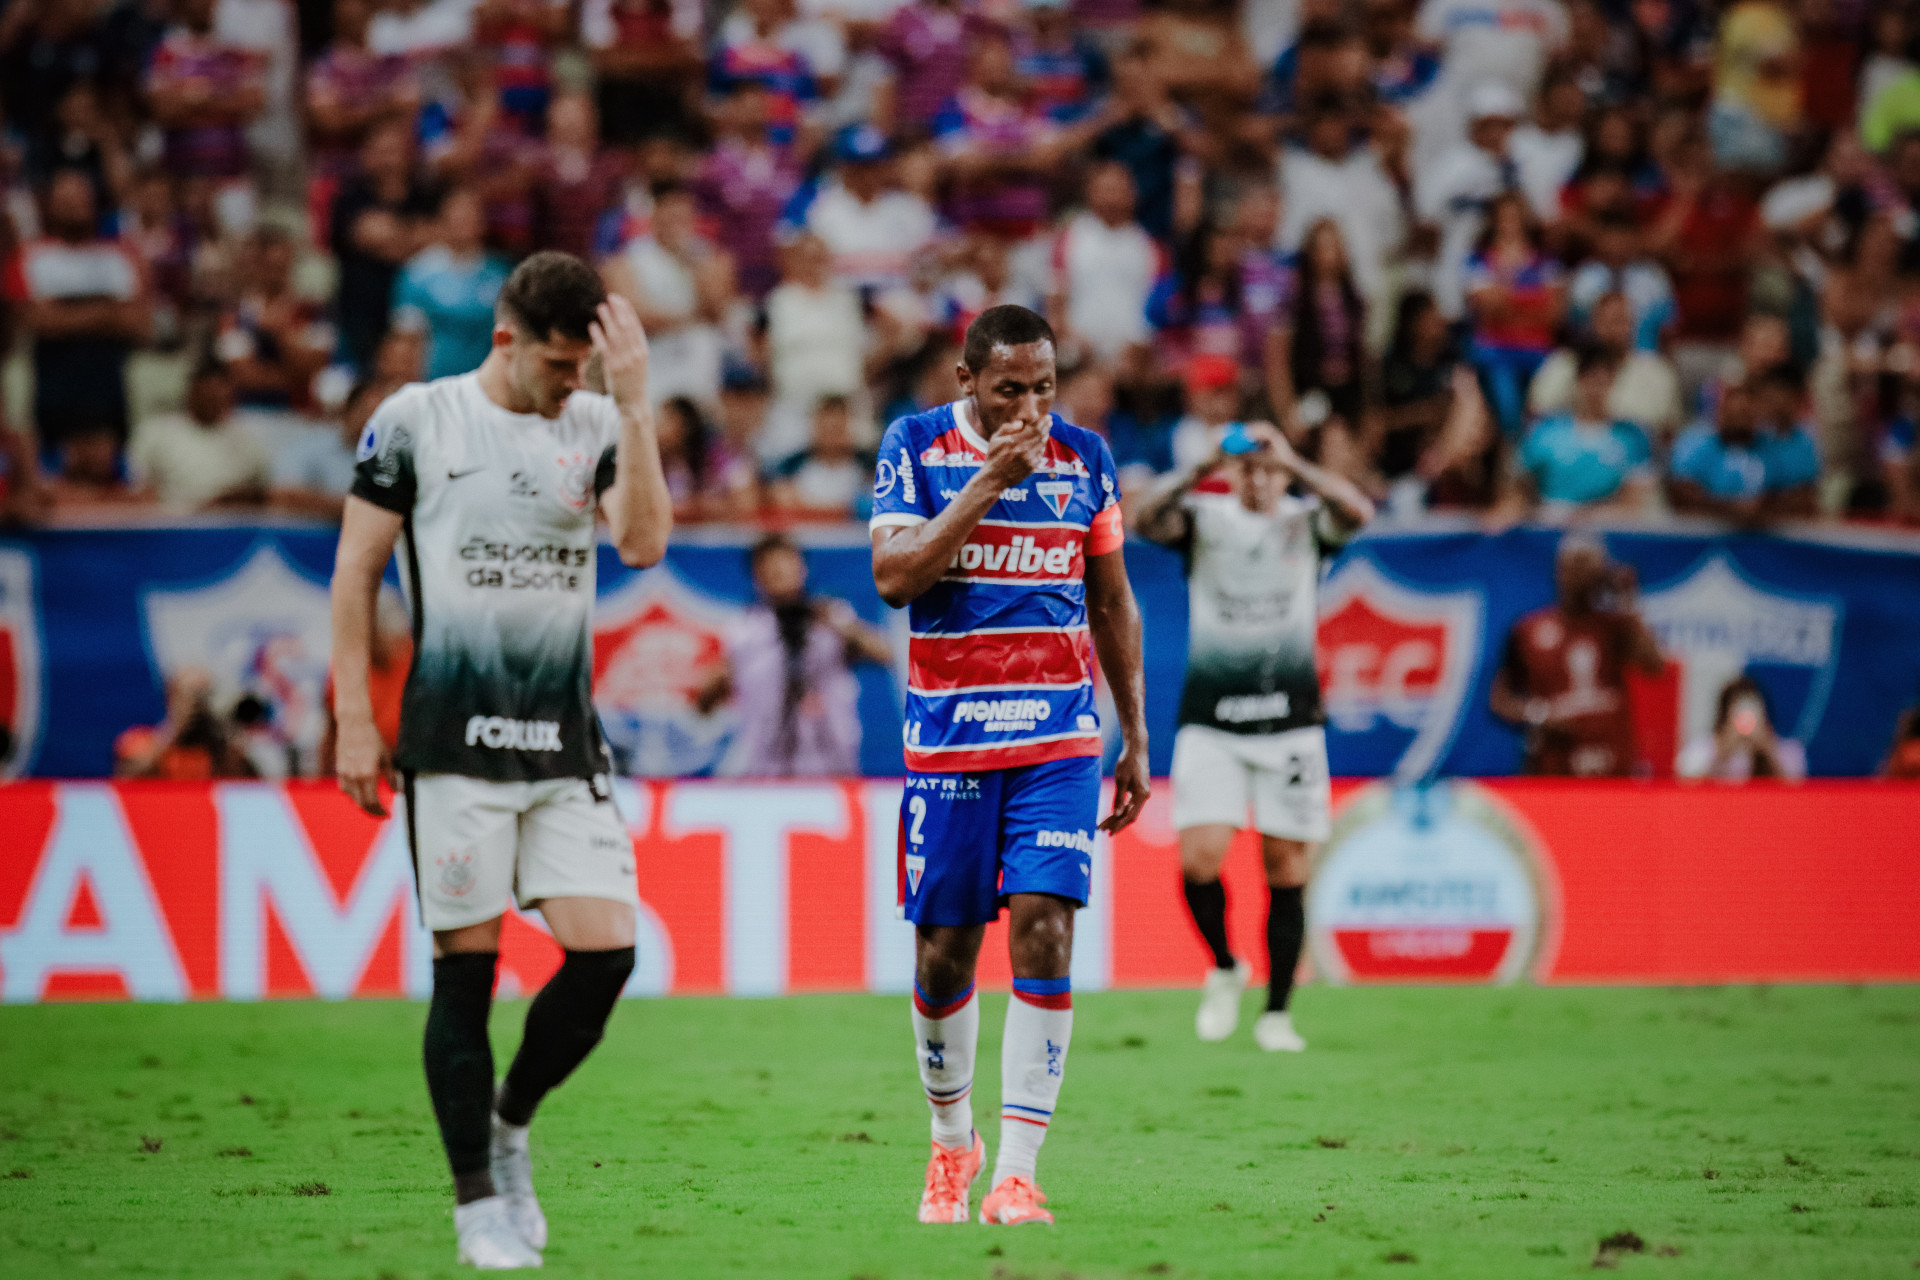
left=490, top=1114, right=548, bottom=1250
left=1195, top=961, right=1250, bottom=1042
left=455, top=1195, right=543, bottom=1269
left=1252, top=1010, right=1307, bottom=1052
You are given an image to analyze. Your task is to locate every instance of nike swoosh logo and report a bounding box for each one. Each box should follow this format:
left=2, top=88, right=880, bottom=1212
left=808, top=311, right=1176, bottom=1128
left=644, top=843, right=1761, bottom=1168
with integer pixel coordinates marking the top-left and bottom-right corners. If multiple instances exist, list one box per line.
left=447, top=467, right=484, bottom=480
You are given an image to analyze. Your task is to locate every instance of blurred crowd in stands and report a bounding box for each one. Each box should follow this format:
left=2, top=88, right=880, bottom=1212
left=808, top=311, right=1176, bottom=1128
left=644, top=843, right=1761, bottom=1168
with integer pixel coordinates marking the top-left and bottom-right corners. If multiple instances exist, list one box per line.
left=1, top=0, right=1920, bottom=529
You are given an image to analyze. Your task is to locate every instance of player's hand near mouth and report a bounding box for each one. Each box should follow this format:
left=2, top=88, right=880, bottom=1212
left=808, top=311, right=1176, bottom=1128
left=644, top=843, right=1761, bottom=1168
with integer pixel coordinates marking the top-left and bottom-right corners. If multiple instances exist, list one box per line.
left=982, top=414, right=1050, bottom=488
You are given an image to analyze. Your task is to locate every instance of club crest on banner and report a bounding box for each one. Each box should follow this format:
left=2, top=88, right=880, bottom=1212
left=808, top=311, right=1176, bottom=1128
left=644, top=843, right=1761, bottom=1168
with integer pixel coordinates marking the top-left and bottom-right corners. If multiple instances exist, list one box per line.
left=0, top=549, right=43, bottom=779
left=141, top=543, right=332, bottom=773
left=1316, top=557, right=1482, bottom=780
left=592, top=565, right=744, bottom=776
left=1639, top=553, right=1842, bottom=751
left=1308, top=781, right=1552, bottom=985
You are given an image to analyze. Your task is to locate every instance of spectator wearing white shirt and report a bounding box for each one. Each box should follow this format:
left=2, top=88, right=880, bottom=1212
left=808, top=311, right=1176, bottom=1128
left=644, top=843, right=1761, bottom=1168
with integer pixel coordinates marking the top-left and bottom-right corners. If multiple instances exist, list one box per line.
left=763, top=232, right=870, bottom=465
left=1529, top=290, right=1683, bottom=438
left=1050, top=161, right=1162, bottom=366
left=128, top=363, right=273, bottom=511
left=1416, top=79, right=1523, bottom=320
left=1509, top=67, right=1585, bottom=224
left=787, top=125, right=938, bottom=298
left=601, top=181, right=731, bottom=407
left=1676, top=675, right=1807, bottom=783
left=1415, top=0, right=1568, bottom=152
left=1278, top=94, right=1405, bottom=311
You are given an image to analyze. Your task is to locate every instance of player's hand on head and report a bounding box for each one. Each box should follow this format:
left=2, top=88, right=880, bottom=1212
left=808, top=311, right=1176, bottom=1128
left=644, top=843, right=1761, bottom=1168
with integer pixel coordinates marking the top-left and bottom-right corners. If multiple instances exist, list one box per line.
left=1099, top=749, right=1151, bottom=834
left=590, top=293, right=651, bottom=413
left=1247, top=421, right=1296, bottom=464
left=335, top=716, right=392, bottom=818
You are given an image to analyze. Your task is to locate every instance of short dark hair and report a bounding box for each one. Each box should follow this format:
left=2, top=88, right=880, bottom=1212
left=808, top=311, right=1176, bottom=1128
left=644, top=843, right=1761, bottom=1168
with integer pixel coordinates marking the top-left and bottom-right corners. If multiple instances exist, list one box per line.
left=749, top=530, right=800, bottom=570
left=962, top=305, right=1054, bottom=373
left=1573, top=341, right=1618, bottom=378
left=497, top=251, right=605, bottom=343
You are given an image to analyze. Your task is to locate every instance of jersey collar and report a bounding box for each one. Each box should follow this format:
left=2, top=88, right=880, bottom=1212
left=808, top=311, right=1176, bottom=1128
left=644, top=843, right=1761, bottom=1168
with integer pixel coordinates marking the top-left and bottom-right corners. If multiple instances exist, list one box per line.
left=951, top=399, right=991, bottom=456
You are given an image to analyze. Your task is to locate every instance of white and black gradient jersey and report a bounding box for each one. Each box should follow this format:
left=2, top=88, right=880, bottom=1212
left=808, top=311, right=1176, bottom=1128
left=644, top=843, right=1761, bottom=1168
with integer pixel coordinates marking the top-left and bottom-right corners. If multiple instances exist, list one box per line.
left=1175, top=491, right=1351, bottom=737
left=351, top=374, right=621, bottom=782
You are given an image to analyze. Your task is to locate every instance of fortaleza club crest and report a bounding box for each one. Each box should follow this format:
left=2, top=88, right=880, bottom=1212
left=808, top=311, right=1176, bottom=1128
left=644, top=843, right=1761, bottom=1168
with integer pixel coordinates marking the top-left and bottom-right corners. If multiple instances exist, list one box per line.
left=1308, top=782, right=1553, bottom=985
left=141, top=542, right=332, bottom=773
left=1316, top=557, right=1482, bottom=781
left=1639, top=552, right=1842, bottom=752
left=591, top=564, right=744, bottom=776
left=1035, top=480, right=1074, bottom=517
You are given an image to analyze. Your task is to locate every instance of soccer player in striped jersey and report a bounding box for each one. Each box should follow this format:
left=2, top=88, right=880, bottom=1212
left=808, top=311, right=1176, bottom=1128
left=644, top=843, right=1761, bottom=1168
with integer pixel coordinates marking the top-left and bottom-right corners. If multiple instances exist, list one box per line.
left=871, top=305, right=1151, bottom=1227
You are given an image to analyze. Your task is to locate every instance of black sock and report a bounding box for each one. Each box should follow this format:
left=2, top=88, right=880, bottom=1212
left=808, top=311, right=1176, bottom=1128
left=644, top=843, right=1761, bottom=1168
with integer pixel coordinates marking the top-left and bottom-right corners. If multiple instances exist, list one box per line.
left=496, top=947, right=636, bottom=1127
left=424, top=952, right=498, bottom=1203
left=1182, top=876, right=1234, bottom=970
left=1267, top=886, right=1305, bottom=1012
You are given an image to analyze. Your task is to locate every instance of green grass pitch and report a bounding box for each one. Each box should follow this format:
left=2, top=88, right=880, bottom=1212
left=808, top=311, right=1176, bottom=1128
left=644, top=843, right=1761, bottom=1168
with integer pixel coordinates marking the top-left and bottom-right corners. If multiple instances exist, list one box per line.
left=1, top=986, right=1917, bottom=1279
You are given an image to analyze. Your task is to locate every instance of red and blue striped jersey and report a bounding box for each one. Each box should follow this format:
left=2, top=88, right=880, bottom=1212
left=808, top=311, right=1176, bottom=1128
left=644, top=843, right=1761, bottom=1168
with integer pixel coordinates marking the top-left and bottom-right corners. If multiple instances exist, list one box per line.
left=870, top=401, right=1126, bottom=773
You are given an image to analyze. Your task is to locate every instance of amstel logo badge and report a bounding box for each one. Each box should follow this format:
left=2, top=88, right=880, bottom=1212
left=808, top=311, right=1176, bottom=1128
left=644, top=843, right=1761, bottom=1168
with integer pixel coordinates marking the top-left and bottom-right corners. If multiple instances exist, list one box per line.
left=1308, top=781, right=1552, bottom=984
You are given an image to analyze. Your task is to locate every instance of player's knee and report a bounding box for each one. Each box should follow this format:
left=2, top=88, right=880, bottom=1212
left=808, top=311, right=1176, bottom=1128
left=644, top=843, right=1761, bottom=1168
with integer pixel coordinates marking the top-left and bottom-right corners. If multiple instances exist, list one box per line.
left=1178, top=826, right=1235, bottom=882
left=1010, top=900, right=1074, bottom=975
left=1261, top=838, right=1311, bottom=887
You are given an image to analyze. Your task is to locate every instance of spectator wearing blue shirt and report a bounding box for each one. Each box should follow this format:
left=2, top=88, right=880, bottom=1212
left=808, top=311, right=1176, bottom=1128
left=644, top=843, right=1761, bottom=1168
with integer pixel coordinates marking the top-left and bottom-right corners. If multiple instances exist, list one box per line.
left=1750, top=366, right=1821, bottom=517
left=390, top=188, right=511, bottom=382
left=1509, top=347, right=1654, bottom=515
left=1669, top=376, right=1818, bottom=523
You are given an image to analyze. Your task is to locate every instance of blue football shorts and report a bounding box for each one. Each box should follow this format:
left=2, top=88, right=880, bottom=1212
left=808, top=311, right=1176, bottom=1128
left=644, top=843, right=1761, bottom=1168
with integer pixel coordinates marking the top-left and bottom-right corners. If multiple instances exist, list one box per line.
left=897, top=755, right=1101, bottom=927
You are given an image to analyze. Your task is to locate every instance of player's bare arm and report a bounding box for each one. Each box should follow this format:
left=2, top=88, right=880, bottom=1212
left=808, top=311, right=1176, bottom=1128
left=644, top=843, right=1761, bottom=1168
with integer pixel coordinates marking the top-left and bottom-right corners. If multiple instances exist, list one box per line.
left=591, top=293, right=674, bottom=568
left=1131, top=448, right=1226, bottom=547
left=330, top=494, right=405, bottom=817
left=1608, top=562, right=1666, bottom=675
left=1085, top=549, right=1150, bottom=834
left=1244, top=422, right=1376, bottom=531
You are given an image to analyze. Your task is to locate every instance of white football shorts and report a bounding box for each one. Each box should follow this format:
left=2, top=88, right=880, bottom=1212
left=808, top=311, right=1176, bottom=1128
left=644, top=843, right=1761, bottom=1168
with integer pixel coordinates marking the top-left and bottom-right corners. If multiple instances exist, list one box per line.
left=404, top=773, right=637, bottom=931
left=1169, top=723, right=1333, bottom=843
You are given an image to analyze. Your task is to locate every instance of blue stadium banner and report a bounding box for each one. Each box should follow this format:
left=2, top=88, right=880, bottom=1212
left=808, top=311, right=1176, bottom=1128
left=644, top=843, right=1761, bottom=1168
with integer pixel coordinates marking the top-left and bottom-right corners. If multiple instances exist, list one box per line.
left=2, top=520, right=1916, bottom=780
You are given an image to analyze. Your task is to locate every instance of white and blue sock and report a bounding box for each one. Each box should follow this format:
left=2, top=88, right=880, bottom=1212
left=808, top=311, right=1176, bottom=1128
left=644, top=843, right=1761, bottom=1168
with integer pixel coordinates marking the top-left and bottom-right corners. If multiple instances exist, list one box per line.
left=911, top=979, right=978, bottom=1149
left=994, top=976, right=1073, bottom=1184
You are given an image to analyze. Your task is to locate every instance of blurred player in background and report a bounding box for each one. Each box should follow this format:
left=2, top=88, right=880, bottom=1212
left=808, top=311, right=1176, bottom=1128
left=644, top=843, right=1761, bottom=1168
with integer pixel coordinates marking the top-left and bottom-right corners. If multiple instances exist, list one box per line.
left=1133, top=422, right=1373, bottom=1052
left=330, top=254, right=671, bottom=1269
left=1489, top=533, right=1663, bottom=778
left=871, top=305, right=1150, bottom=1227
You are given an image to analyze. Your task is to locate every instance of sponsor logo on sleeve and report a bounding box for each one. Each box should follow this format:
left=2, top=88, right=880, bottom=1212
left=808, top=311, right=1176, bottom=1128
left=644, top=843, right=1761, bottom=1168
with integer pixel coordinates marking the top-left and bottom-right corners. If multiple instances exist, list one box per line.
left=874, top=457, right=897, bottom=498
left=899, top=447, right=916, bottom=505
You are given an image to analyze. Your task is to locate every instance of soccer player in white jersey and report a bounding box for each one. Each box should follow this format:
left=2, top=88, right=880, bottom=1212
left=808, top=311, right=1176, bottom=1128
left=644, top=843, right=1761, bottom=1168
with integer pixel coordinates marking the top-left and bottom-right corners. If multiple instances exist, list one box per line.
left=330, top=253, right=671, bottom=1269
left=1133, top=421, right=1372, bottom=1051
left=872, top=306, right=1151, bottom=1227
